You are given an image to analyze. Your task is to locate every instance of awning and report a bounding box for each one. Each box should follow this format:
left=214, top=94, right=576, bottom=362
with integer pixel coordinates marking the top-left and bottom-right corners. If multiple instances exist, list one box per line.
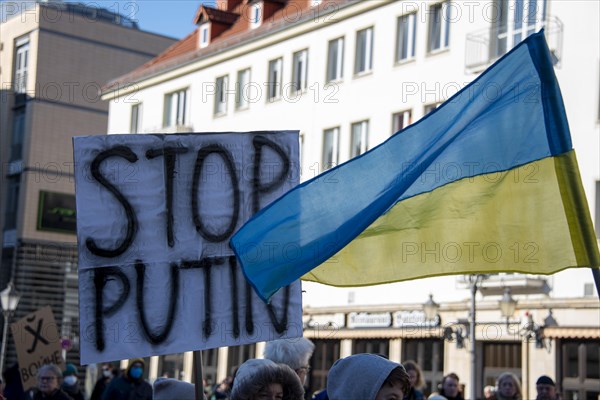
left=542, top=327, right=600, bottom=339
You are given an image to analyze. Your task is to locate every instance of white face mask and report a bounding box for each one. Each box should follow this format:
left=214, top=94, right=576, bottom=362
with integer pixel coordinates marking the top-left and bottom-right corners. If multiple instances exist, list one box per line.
left=64, top=376, right=78, bottom=386
left=103, top=369, right=112, bottom=378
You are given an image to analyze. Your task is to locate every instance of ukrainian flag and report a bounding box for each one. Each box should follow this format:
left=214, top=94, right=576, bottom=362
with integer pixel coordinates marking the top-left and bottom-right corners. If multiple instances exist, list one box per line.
left=230, top=31, right=600, bottom=302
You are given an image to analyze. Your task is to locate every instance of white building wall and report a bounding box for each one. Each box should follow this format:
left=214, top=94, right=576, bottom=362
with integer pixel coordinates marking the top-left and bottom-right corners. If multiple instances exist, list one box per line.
left=106, top=0, right=600, bottom=306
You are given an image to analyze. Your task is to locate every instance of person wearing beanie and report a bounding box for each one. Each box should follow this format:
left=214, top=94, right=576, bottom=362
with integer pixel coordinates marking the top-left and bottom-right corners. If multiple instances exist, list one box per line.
left=326, top=353, right=410, bottom=400
left=153, top=377, right=199, bottom=400
left=61, top=363, right=85, bottom=400
left=230, top=358, right=304, bottom=400
left=536, top=376, right=559, bottom=400
left=264, top=338, right=315, bottom=385
left=102, top=359, right=152, bottom=400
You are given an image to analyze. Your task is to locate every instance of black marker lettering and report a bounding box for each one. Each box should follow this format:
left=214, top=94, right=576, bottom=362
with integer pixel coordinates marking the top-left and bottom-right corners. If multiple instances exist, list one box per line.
left=135, top=260, right=179, bottom=344
left=94, top=267, right=130, bottom=351
left=252, top=135, right=290, bottom=213
left=87, top=146, right=138, bottom=257
left=192, top=144, right=240, bottom=242
left=146, top=147, right=189, bottom=248
left=266, top=285, right=291, bottom=334
left=229, top=256, right=240, bottom=338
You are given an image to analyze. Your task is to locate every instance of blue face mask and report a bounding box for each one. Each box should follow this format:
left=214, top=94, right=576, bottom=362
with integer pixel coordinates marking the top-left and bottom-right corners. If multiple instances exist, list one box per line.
left=129, top=367, right=143, bottom=379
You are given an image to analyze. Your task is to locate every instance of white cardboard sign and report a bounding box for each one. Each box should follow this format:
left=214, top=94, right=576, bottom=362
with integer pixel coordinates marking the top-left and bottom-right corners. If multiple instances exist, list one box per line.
left=73, top=132, right=302, bottom=364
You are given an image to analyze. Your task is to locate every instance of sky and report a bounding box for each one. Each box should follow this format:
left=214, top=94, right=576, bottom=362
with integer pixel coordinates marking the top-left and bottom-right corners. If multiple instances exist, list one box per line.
left=0, top=0, right=212, bottom=39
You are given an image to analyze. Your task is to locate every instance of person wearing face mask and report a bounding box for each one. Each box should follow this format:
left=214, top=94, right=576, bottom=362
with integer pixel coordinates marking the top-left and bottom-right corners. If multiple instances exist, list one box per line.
left=61, top=364, right=85, bottom=400
left=102, top=359, right=152, bottom=400
left=91, top=364, right=115, bottom=400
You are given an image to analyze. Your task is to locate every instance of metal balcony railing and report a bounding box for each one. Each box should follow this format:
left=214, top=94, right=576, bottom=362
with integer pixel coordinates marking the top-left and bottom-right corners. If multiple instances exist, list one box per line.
left=465, top=16, right=563, bottom=73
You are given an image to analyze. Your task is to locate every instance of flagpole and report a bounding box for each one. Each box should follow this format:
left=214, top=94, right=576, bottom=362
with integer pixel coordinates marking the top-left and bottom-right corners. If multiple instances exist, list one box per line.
left=591, top=268, right=600, bottom=301
left=193, top=350, right=204, bottom=400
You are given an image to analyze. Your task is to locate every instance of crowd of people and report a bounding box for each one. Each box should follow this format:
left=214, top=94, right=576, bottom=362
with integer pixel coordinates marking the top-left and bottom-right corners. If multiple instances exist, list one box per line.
left=0, top=338, right=564, bottom=400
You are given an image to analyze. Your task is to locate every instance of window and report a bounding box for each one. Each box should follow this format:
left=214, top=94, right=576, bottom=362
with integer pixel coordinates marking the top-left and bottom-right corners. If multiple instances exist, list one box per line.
left=200, top=24, right=210, bottom=48
left=14, top=39, right=29, bottom=93
left=396, top=13, right=417, bottom=62
left=354, top=27, right=373, bottom=75
left=428, top=1, right=450, bottom=53
left=322, top=127, right=340, bottom=170
left=482, top=342, right=522, bottom=394
left=130, top=103, right=142, bottom=133
left=403, top=339, right=444, bottom=397
left=352, top=339, right=389, bottom=357
left=250, top=2, right=262, bottom=29
left=164, top=89, right=188, bottom=127
left=327, top=37, right=344, bottom=83
left=10, top=107, right=26, bottom=161
left=292, top=49, right=308, bottom=93
left=492, top=0, right=547, bottom=58
left=214, top=75, right=228, bottom=115
left=267, top=58, right=283, bottom=101
left=227, top=344, right=256, bottom=375
left=4, top=177, right=20, bottom=230
left=236, top=68, right=250, bottom=110
left=308, top=340, right=340, bottom=395
left=392, top=110, right=412, bottom=134
left=424, top=102, right=442, bottom=115
left=560, top=341, right=600, bottom=400
left=350, top=120, right=369, bottom=158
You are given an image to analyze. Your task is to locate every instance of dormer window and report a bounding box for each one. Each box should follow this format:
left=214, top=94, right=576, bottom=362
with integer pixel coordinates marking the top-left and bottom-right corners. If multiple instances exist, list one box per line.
left=200, top=24, right=210, bottom=48
left=250, top=2, right=262, bottom=29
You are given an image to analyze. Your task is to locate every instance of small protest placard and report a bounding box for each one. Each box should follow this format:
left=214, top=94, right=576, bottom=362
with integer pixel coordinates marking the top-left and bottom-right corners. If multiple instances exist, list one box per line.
left=10, top=306, right=65, bottom=391
left=73, top=132, right=303, bottom=364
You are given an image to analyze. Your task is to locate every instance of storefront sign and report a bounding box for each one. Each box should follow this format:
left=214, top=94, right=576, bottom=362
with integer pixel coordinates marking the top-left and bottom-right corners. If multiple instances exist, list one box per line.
left=393, top=310, right=441, bottom=328
left=348, top=312, right=392, bottom=328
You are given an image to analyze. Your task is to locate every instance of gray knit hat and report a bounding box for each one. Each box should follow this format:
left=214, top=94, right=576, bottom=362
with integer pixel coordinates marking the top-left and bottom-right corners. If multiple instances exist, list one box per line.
left=231, top=359, right=304, bottom=400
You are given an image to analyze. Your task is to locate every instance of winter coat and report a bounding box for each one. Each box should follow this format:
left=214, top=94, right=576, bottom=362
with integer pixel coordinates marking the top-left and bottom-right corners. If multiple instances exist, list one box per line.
left=230, top=359, right=304, bottom=400
left=404, top=387, right=425, bottom=400
left=61, top=383, right=85, bottom=400
left=101, top=376, right=152, bottom=400
left=30, top=388, right=74, bottom=400
left=326, top=353, right=402, bottom=400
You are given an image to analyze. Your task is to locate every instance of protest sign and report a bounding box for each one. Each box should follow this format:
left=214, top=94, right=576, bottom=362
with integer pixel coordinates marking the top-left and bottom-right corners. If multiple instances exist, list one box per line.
left=10, top=306, right=65, bottom=391
left=73, top=132, right=302, bottom=364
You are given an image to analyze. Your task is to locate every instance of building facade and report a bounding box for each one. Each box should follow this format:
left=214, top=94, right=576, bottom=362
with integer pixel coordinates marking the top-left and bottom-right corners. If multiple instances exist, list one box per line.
left=97, top=0, right=599, bottom=399
left=0, top=1, right=176, bottom=372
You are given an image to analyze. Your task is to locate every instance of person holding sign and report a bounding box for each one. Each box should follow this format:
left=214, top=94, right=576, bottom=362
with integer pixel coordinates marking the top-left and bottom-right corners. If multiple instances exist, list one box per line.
left=28, top=364, right=73, bottom=400
left=101, top=359, right=151, bottom=400
left=230, top=359, right=304, bottom=400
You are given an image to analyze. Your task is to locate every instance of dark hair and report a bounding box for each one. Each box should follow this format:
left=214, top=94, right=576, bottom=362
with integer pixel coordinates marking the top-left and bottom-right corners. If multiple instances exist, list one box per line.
left=382, top=366, right=411, bottom=394
left=440, top=373, right=462, bottom=396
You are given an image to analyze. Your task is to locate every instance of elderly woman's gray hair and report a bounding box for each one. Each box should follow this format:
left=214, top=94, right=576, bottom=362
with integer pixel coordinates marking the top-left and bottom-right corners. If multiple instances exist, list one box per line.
left=38, top=364, right=63, bottom=380
left=263, top=337, right=315, bottom=370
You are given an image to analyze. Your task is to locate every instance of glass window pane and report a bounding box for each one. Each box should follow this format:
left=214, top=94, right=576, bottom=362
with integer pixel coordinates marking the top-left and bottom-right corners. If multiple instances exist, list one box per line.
left=563, top=342, right=579, bottom=378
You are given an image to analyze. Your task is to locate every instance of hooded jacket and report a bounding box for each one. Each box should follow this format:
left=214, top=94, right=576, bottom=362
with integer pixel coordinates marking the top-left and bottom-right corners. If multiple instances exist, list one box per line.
left=102, top=359, right=152, bottom=400
left=327, top=354, right=401, bottom=400
left=230, top=359, right=304, bottom=400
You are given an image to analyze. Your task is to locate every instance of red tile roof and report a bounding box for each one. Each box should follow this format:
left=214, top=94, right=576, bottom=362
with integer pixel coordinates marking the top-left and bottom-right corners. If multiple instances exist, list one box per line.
left=103, top=0, right=354, bottom=93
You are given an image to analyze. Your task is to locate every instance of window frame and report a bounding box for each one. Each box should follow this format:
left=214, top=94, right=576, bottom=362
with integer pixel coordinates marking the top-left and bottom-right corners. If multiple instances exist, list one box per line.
left=392, top=109, right=412, bottom=134
left=163, top=88, right=189, bottom=128
left=14, top=38, right=30, bottom=94
left=326, top=37, right=344, bottom=83
left=214, top=75, right=229, bottom=116
left=235, top=68, right=251, bottom=110
left=267, top=58, right=283, bottom=102
left=130, top=103, right=142, bottom=133
left=427, top=1, right=450, bottom=53
left=350, top=120, right=369, bottom=158
left=354, top=27, right=374, bottom=75
left=200, top=24, right=210, bottom=48
left=396, top=12, right=417, bottom=62
left=322, top=127, right=340, bottom=171
left=292, top=49, right=309, bottom=94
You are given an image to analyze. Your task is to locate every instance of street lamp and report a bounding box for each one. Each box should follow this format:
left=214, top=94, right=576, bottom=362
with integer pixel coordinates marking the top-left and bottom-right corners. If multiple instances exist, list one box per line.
left=423, top=294, right=439, bottom=320
left=0, top=281, right=21, bottom=375
left=499, top=287, right=517, bottom=327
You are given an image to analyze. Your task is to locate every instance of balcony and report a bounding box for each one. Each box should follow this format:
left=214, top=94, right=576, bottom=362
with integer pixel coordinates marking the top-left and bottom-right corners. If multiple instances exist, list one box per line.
left=465, top=16, right=563, bottom=73
left=456, top=273, right=551, bottom=296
